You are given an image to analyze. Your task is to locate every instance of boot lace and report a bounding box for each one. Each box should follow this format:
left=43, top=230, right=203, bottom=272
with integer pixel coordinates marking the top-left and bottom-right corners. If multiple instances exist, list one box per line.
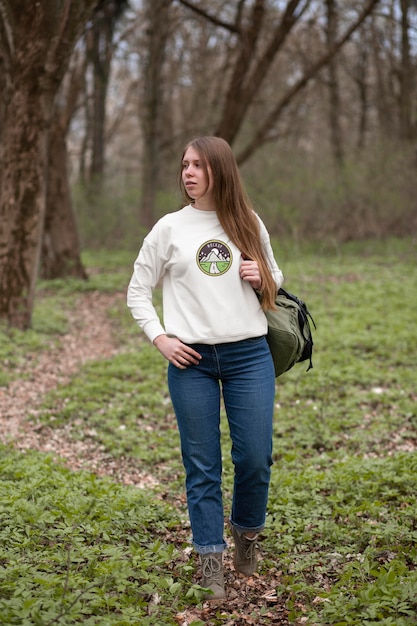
left=202, top=554, right=223, bottom=586
left=242, top=536, right=258, bottom=561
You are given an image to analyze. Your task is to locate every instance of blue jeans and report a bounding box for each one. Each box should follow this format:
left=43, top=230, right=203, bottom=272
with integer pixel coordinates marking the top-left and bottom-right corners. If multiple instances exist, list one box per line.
left=168, top=336, right=275, bottom=555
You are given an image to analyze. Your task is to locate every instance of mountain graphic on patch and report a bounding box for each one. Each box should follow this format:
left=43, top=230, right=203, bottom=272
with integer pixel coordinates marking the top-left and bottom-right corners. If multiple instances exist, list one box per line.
left=197, top=240, right=232, bottom=276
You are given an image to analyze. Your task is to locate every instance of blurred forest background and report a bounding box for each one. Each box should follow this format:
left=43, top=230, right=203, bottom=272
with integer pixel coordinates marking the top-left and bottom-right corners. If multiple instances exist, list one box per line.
left=0, top=0, right=416, bottom=328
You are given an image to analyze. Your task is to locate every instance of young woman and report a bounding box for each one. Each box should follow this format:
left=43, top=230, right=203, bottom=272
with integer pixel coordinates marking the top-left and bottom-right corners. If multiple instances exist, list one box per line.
left=127, top=136, right=283, bottom=601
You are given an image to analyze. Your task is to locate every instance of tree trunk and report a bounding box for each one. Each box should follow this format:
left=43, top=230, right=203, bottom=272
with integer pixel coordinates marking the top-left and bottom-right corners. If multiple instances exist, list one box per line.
left=139, top=0, right=172, bottom=228
left=86, top=15, right=109, bottom=184
left=399, top=0, right=413, bottom=140
left=0, top=83, right=48, bottom=329
left=86, top=0, right=128, bottom=186
left=353, top=29, right=369, bottom=151
left=42, top=113, right=88, bottom=280
left=41, top=51, right=88, bottom=280
left=370, top=14, right=393, bottom=138
left=326, top=0, right=344, bottom=167
left=0, top=0, right=98, bottom=329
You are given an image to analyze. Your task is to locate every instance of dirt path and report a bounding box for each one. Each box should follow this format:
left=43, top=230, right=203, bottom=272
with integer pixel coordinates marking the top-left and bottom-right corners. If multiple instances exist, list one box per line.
left=0, top=291, right=158, bottom=487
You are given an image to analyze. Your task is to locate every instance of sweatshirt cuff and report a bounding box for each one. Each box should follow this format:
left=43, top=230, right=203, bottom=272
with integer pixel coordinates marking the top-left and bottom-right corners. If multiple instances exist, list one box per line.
left=143, top=320, right=167, bottom=344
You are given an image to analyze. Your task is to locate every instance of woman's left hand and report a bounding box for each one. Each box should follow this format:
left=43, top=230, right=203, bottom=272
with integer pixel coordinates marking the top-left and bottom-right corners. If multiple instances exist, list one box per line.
left=240, top=259, right=262, bottom=291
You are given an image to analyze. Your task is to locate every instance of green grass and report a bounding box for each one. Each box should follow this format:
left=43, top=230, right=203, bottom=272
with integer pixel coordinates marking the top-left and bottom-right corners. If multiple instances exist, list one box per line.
left=1, top=238, right=416, bottom=624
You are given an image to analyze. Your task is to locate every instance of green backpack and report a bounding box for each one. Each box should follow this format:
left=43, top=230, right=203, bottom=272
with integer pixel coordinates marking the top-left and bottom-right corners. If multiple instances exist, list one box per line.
left=265, top=287, right=316, bottom=377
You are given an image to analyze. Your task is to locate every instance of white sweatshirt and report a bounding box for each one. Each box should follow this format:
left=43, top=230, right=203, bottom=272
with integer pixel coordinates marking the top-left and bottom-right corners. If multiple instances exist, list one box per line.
left=127, top=204, right=283, bottom=345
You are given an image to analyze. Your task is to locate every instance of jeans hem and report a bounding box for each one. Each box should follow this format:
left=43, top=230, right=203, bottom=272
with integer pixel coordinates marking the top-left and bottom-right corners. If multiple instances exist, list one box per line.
left=193, top=541, right=228, bottom=555
left=229, top=517, right=265, bottom=535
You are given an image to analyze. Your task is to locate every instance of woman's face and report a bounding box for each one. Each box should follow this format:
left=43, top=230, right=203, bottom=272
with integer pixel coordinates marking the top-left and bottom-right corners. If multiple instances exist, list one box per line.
left=181, top=146, right=213, bottom=205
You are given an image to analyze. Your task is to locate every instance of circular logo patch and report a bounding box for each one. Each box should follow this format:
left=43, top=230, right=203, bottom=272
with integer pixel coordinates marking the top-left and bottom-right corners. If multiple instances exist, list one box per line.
left=197, top=240, right=232, bottom=276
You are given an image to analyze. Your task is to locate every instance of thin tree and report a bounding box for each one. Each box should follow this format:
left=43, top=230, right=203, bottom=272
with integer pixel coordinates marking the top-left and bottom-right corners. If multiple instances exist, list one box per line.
left=42, top=52, right=88, bottom=280
left=398, top=0, right=414, bottom=140
left=325, top=0, right=344, bottom=167
left=139, top=0, right=173, bottom=228
left=85, top=0, right=128, bottom=186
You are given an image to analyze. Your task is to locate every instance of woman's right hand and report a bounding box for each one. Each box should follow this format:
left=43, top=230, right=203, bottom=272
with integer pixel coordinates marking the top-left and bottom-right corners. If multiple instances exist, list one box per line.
left=153, top=335, right=202, bottom=369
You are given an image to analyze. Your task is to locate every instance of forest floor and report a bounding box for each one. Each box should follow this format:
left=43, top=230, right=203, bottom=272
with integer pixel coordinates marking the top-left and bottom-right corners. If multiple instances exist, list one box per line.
left=3, top=242, right=417, bottom=625
left=1, top=290, right=290, bottom=625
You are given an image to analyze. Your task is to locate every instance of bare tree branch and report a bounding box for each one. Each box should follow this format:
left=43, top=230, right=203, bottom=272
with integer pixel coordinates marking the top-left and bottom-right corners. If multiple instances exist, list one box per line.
left=236, top=0, right=381, bottom=164
left=175, top=0, right=240, bottom=33
left=216, top=0, right=310, bottom=142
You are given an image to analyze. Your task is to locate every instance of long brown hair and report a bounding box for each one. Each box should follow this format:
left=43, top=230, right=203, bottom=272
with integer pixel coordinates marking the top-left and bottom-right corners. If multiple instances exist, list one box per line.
left=179, top=136, right=276, bottom=310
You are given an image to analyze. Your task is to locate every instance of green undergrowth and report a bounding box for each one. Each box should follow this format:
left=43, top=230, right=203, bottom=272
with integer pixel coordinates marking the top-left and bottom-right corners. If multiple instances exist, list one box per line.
left=0, top=446, right=204, bottom=625
left=1, top=237, right=416, bottom=624
left=265, top=453, right=417, bottom=624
